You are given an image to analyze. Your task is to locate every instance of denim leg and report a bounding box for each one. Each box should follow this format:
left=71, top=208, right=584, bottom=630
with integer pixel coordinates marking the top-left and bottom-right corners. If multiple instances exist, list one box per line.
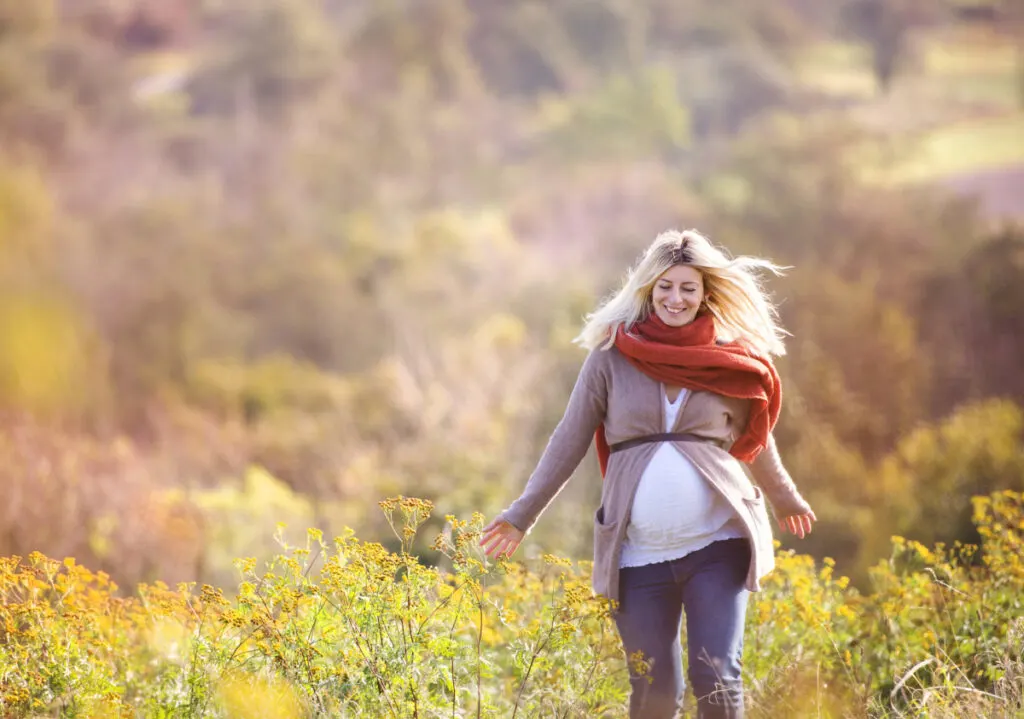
left=679, top=539, right=750, bottom=719
left=614, top=562, right=685, bottom=719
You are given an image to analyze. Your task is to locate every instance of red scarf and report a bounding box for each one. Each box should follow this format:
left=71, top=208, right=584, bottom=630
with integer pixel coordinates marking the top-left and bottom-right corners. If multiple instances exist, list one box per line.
left=595, top=312, right=781, bottom=476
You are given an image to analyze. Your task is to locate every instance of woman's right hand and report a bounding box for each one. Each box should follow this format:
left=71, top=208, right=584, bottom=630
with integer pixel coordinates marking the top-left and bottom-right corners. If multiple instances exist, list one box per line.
left=479, top=518, right=525, bottom=559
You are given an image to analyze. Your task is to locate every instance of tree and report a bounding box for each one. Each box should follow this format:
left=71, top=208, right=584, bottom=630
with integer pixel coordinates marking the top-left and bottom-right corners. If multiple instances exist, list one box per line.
left=839, top=0, right=939, bottom=93
left=0, top=0, right=134, bottom=159
left=916, top=226, right=1024, bottom=413
left=1005, top=0, right=1024, bottom=107
left=780, top=268, right=930, bottom=461
left=187, top=0, right=337, bottom=120
left=0, top=161, right=103, bottom=418
left=870, top=399, right=1024, bottom=552
left=535, top=65, right=691, bottom=164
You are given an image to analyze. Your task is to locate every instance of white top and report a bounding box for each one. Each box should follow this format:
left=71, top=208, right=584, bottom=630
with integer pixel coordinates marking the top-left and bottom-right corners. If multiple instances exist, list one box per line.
left=619, top=386, right=746, bottom=569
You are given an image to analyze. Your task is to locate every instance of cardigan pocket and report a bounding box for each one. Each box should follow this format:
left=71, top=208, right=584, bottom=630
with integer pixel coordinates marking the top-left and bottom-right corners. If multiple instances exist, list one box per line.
left=593, top=504, right=618, bottom=540
left=592, top=505, right=619, bottom=598
left=742, top=486, right=774, bottom=558
left=743, top=484, right=764, bottom=504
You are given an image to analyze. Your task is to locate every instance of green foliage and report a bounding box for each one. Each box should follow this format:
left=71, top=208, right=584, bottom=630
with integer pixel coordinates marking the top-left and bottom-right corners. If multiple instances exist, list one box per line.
left=537, top=65, right=691, bottom=162
left=874, top=399, right=1024, bottom=549
left=0, top=8, right=134, bottom=156
left=785, top=398, right=1024, bottom=587
left=783, top=270, right=929, bottom=458
left=918, top=226, right=1024, bottom=408
left=0, top=500, right=627, bottom=717
left=188, top=0, right=338, bottom=119
left=0, top=159, right=54, bottom=290
left=192, top=468, right=320, bottom=588
left=2, top=492, right=1023, bottom=717
left=0, top=161, right=104, bottom=416
left=0, top=292, right=99, bottom=415
left=187, top=355, right=348, bottom=423
left=880, top=113, right=1024, bottom=183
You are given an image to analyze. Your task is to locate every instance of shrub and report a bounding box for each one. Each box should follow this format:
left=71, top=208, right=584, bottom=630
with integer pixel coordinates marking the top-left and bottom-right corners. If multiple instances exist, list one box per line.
left=2, top=491, right=1022, bottom=717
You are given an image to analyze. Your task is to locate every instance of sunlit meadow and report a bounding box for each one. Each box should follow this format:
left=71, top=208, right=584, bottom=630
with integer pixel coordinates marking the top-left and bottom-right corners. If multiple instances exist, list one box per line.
left=2, top=492, right=1022, bottom=718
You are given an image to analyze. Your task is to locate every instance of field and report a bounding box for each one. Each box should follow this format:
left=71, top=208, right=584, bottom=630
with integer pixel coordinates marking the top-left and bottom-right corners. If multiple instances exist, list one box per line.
left=2, top=493, right=1022, bottom=718
left=795, top=26, right=1024, bottom=213
left=3, top=7, right=1024, bottom=719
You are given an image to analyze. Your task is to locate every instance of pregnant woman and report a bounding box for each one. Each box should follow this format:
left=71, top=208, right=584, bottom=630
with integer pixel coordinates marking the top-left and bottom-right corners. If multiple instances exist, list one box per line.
left=480, top=229, right=816, bottom=718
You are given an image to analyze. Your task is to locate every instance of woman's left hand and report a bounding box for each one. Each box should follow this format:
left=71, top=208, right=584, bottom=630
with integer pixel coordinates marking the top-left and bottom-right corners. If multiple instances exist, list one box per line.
left=778, top=510, right=817, bottom=539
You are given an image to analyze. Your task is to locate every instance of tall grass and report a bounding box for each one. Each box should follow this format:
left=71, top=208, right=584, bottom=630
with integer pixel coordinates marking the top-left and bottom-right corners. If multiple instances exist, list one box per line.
left=2, top=491, right=1022, bottom=718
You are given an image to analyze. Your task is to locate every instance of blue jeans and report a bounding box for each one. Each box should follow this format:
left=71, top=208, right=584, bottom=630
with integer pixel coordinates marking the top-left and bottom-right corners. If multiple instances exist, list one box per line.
left=614, top=538, right=750, bottom=719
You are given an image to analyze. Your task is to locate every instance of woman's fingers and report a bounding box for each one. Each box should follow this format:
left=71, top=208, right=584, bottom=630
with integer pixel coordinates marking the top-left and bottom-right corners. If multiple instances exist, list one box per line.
left=496, top=537, right=516, bottom=559
left=477, top=524, right=520, bottom=565
left=481, top=534, right=508, bottom=556
left=779, top=512, right=815, bottom=539
left=478, top=519, right=523, bottom=559
left=481, top=537, right=501, bottom=557
left=480, top=519, right=509, bottom=545
left=479, top=529, right=504, bottom=554
left=482, top=535, right=518, bottom=559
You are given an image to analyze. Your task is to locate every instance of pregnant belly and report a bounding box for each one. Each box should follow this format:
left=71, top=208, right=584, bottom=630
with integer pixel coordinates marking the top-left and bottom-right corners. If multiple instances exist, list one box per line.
left=628, top=445, right=735, bottom=541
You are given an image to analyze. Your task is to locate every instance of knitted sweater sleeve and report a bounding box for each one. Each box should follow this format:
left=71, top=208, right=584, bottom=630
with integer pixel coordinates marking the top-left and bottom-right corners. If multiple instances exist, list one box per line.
left=748, top=433, right=813, bottom=520
left=497, top=350, right=608, bottom=534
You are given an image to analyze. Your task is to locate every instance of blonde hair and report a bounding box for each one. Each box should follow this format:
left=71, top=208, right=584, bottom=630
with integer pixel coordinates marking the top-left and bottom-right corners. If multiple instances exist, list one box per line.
left=575, top=229, right=789, bottom=356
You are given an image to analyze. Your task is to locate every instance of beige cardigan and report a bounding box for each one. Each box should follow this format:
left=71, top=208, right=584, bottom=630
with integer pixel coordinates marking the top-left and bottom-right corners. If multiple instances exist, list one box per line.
left=498, top=346, right=812, bottom=602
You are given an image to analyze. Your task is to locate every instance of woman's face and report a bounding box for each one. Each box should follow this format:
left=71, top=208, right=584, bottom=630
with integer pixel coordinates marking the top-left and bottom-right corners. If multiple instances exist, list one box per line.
left=651, top=264, right=705, bottom=327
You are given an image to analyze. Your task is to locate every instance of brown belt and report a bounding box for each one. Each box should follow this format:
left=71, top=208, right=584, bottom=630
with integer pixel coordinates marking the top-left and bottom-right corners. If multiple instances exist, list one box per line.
left=608, top=432, right=719, bottom=454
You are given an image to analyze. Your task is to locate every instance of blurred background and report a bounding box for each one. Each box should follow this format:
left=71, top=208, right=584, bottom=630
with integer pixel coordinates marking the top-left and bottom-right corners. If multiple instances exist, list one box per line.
left=1, top=0, right=1022, bottom=593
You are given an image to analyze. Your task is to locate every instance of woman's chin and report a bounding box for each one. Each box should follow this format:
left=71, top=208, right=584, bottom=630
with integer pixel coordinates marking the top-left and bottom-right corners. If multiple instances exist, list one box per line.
left=657, top=311, right=695, bottom=327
